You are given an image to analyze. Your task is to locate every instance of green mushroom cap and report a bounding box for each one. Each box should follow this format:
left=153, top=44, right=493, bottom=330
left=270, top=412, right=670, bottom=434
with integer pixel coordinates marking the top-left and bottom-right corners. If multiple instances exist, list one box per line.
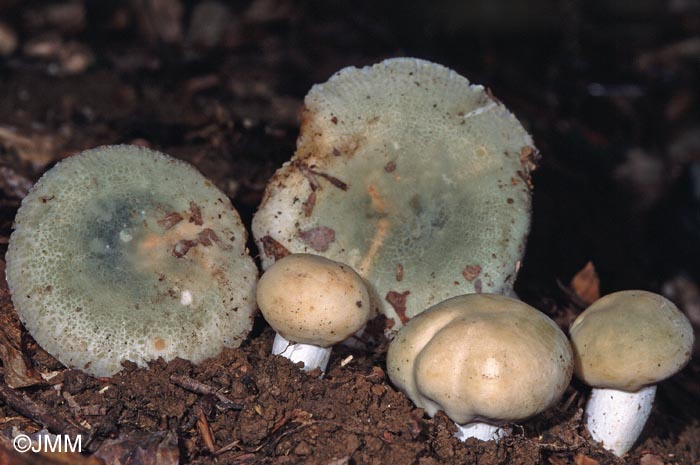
left=5, top=145, right=257, bottom=377
left=253, top=58, right=536, bottom=330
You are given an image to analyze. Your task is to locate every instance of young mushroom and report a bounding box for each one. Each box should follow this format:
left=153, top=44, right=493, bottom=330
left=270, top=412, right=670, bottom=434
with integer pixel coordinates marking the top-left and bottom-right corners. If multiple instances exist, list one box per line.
left=5, top=145, right=258, bottom=377
left=387, top=294, right=573, bottom=441
left=256, top=253, right=370, bottom=372
left=253, top=58, right=537, bottom=331
left=569, top=290, right=694, bottom=456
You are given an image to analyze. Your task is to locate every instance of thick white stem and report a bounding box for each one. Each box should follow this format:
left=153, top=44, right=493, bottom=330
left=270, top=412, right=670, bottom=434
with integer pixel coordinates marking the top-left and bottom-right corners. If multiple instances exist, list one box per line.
left=455, top=422, right=509, bottom=442
left=585, top=385, right=656, bottom=456
left=272, top=333, right=331, bottom=372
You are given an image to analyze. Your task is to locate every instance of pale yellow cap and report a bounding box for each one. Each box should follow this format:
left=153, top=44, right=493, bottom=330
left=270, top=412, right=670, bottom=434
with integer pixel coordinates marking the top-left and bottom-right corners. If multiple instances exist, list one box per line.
left=387, top=294, right=573, bottom=425
left=570, top=290, right=694, bottom=392
left=256, top=254, right=370, bottom=347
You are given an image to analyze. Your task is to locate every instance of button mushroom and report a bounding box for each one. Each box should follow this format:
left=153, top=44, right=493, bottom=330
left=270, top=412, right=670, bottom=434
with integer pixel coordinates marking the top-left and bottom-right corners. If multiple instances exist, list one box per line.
left=569, top=290, right=694, bottom=456
left=5, top=145, right=258, bottom=377
left=253, top=58, right=537, bottom=331
left=387, top=294, right=573, bottom=441
left=256, top=253, right=371, bottom=372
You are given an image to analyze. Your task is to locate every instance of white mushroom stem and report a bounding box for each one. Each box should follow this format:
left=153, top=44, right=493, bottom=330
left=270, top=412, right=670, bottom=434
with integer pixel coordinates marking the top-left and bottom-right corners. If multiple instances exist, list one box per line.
left=585, top=385, right=656, bottom=456
left=272, top=333, right=332, bottom=372
left=455, top=422, right=509, bottom=441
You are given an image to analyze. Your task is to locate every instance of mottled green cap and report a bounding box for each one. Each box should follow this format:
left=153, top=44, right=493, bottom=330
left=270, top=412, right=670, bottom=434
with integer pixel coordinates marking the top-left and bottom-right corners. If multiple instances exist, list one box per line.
left=387, top=294, right=573, bottom=425
left=252, top=58, right=536, bottom=330
left=5, top=145, right=257, bottom=377
left=569, top=290, right=694, bottom=392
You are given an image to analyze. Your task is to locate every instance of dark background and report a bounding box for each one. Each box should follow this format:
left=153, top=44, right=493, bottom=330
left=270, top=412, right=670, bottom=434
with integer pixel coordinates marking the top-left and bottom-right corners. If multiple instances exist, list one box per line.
left=1, top=0, right=699, bottom=297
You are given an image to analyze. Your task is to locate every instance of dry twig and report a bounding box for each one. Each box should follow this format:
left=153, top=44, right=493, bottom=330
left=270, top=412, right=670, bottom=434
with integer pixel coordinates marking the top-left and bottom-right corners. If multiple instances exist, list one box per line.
left=169, top=374, right=243, bottom=409
left=195, top=406, right=216, bottom=453
left=0, top=381, right=85, bottom=440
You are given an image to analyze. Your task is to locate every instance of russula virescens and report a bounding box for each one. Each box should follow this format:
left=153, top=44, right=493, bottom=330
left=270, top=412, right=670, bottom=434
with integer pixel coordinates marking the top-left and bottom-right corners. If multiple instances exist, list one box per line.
left=569, top=290, right=694, bottom=456
left=252, top=57, right=537, bottom=331
left=5, top=145, right=257, bottom=377
left=256, top=253, right=370, bottom=372
left=387, top=294, right=573, bottom=441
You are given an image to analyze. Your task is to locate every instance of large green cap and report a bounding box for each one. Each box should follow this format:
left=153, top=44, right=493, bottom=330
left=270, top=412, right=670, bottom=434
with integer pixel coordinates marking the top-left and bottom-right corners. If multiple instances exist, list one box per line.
left=253, top=58, right=537, bottom=330
left=6, top=145, right=258, bottom=377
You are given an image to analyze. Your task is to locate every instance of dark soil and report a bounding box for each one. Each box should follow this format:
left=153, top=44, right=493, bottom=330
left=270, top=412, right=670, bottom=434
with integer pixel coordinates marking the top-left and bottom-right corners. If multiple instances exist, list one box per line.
left=1, top=1, right=699, bottom=464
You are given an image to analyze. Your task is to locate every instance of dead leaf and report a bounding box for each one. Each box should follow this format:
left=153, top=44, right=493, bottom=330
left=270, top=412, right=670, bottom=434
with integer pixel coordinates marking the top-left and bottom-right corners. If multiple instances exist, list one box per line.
left=93, top=430, right=178, bottom=465
left=385, top=291, right=410, bottom=324
left=570, top=261, right=600, bottom=305
left=302, top=190, right=316, bottom=216
left=640, top=454, right=665, bottom=465
left=462, top=265, right=482, bottom=282
left=0, top=445, right=103, bottom=465
left=0, top=261, right=44, bottom=388
left=0, top=430, right=102, bottom=465
left=0, top=166, right=33, bottom=200
left=574, top=453, right=600, bottom=465
left=260, top=235, right=290, bottom=260
left=196, top=407, right=216, bottom=453
left=62, top=391, right=106, bottom=417
left=0, top=336, right=43, bottom=389
left=0, top=261, right=22, bottom=344
left=0, top=126, right=61, bottom=169
left=297, top=226, right=335, bottom=252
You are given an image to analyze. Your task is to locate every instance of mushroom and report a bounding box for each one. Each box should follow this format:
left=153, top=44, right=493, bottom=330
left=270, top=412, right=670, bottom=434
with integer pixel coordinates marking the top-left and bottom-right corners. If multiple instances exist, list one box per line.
left=569, top=290, right=694, bottom=456
left=256, top=253, right=370, bottom=372
left=387, top=294, right=573, bottom=441
left=5, top=145, right=258, bottom=377
left=252, top=58, right=537, bottom=332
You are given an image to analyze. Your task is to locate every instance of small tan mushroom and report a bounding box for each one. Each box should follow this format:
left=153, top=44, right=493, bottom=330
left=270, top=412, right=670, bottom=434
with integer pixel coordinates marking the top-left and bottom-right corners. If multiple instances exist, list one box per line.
left=256, top=253, right=371, bottom=371
left=569, top=290, right=694, bottom=456
left=387, top=294, right=573, bottom=441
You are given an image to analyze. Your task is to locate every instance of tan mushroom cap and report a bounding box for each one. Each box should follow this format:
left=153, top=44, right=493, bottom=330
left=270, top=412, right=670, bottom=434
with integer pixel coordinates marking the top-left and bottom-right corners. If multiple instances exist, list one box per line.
left=569, top=290, right=694, bottom=392
left=256, top=254, right=371, bottom=347
left=387, top=294, right=573, bottom=425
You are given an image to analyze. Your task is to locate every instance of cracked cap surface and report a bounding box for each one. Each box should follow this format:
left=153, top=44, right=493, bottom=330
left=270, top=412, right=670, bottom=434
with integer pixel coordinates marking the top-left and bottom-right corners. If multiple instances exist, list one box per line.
left=253, top=58, right=536, bottom=330
left=6, top=145, right=258, bottom=377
